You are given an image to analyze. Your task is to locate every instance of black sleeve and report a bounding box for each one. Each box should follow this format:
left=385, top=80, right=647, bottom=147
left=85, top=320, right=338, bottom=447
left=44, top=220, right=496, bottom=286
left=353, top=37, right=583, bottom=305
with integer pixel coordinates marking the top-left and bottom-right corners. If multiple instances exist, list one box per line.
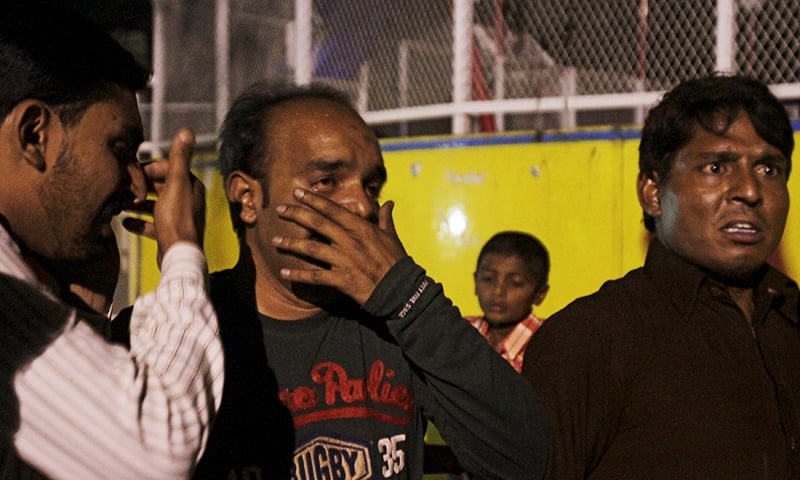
left=363, top=257, right=548, bottom=480
left=109, top=306, right=132, bottom=348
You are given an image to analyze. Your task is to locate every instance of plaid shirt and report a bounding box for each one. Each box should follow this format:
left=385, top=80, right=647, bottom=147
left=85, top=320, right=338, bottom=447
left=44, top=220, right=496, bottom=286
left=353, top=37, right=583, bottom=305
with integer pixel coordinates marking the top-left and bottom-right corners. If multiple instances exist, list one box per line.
left=465, top=313, right=544, bottom=372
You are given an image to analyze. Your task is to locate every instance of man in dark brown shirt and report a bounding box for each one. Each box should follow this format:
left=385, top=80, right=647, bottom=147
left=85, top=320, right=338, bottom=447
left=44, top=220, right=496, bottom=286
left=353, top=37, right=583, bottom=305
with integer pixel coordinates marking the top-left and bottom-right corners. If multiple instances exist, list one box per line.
left=523, top=74, right=800, bottom=479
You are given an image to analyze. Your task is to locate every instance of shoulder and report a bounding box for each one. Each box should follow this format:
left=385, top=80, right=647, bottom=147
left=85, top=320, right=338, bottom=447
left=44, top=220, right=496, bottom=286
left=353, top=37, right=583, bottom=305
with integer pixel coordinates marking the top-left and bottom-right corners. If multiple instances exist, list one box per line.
left=545, top=267, right=651, bottom=330
left=525, top=267, right=660, bottom=373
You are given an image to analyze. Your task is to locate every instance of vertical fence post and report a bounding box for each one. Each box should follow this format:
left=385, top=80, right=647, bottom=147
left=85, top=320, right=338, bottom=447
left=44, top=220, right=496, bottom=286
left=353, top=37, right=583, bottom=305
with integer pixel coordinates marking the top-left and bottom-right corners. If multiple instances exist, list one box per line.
left=634, top=0, right=649, bottom=124
left=151, top=0, right=166, bottom=158
left=716, top=0, right=736, bottom=73
left=561, top=66, right=577, bottom=129
left=215, top=0, right=230, bottom=128
left=398, top=41, right=411, bottom=137
left=493, top=0, right=505, bottom=131
left=294, top=0, right=313, bottom=85
left=452, top=0, right=473, bottom=134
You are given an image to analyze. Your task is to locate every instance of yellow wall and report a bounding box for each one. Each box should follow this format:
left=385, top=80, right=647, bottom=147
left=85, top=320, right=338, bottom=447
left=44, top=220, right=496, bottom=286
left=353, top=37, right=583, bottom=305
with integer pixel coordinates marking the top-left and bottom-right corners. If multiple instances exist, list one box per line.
left=132, top=126, right=800, bottom=319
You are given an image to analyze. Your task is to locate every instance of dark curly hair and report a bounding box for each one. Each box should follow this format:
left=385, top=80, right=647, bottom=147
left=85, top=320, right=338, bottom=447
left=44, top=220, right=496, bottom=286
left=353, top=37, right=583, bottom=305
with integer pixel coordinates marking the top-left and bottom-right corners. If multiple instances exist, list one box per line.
left=638, top=74, right=793, bottom=232
left=0, top=1, right=149, bottom=126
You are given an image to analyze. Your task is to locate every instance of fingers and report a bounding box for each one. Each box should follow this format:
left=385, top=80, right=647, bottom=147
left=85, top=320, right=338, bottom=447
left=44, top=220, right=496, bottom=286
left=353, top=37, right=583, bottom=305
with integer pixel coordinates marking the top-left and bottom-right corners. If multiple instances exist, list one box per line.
left=124, top=199, right=156, bottom=217
left=121, top=216, right=155, bottom=240
left=277, top=189, right=363, bottom=240
left=167, top=129, right=195, bottom=184
left=127, top=160, right=148, bottom=204
left=128, top=129, right=205, bottom=267
left=273, top=189, right=407, bottom=304
left=141, top=160, right=169, bottom=194
left=378, top=200, right=397, bottom=235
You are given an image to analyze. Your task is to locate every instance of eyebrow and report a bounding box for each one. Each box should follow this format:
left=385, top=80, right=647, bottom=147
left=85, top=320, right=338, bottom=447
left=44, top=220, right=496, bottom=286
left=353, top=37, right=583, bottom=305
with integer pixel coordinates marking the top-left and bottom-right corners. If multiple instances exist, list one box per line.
left=697, top=150, right=787, bottom=164
left=305, top=159, right=388, bottom=184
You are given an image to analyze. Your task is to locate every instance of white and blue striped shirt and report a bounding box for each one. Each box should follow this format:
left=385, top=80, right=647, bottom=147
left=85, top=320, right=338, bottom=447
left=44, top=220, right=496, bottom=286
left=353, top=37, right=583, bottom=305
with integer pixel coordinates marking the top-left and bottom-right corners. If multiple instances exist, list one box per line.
left=0, top=225, right=224, bottom=479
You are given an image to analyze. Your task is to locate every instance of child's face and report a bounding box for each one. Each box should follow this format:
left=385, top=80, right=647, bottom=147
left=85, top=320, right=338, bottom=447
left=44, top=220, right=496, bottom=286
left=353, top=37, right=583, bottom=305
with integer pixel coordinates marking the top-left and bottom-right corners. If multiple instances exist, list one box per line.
left=474, top=253, right=547, bottom=326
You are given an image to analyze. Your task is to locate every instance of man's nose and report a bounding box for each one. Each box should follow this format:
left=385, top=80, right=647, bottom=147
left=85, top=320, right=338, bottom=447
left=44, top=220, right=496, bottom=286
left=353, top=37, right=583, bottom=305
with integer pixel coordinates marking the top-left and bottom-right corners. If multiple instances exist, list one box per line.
left=337, top=187, right=378, bottom=221
left=729, top=167, right=763, bottom=207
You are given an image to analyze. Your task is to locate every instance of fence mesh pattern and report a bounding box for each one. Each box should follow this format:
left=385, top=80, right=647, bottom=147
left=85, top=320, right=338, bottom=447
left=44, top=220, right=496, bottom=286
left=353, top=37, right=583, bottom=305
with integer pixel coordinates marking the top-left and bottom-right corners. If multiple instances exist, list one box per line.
left=156, top=0, right=800, bottom=139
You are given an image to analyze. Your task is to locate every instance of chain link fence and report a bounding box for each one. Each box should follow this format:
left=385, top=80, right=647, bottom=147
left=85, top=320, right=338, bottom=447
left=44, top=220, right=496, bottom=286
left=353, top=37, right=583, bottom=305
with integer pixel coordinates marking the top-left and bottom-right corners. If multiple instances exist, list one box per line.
left=147, top=0, right=800, bottom=145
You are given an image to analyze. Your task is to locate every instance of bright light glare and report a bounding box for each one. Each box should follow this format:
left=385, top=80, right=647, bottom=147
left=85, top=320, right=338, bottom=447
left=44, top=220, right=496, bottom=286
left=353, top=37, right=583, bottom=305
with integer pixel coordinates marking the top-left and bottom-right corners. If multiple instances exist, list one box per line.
left=446, top=208, right=467, bottom=237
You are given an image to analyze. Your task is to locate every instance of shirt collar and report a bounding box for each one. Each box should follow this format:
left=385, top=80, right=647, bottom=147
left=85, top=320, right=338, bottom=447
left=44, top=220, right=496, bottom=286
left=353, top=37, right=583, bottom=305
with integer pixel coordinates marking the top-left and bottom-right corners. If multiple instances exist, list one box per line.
left=643, top=237, right=799, bottom=325
left=499, top=314, right=542, bottom=359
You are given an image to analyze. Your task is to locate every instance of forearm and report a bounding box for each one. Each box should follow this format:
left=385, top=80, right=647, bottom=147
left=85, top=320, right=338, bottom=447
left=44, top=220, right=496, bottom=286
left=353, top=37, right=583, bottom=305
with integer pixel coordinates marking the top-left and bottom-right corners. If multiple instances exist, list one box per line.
left=364, top=257, right=548, bottom=480
left=12, top=243, right=224, bottom=479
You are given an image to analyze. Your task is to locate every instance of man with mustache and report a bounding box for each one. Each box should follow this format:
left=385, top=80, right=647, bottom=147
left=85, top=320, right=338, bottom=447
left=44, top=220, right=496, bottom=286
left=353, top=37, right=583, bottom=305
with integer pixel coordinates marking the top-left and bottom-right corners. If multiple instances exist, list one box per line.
left=186, top=81, right=548, bottom=479
left=523, top=75, right=800, bottom=479
left=0, top=3, right=223, bottom=478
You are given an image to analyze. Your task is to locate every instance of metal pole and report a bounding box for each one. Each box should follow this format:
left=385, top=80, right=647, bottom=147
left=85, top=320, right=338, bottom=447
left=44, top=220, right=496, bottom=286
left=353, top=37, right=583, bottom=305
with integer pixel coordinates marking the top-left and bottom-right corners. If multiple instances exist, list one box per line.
left=215, top=0, right=230, bottom=128
left=151, top=0, right=166, bottom=158
left=493, top=0, right=505, bottom=131
left=716, top=0, right=736, bottom=73
left=294, top=0, right=313, bottom=85
left=561, top=66, right=576, bottom=128
left=398, top=41, right=410, bottom=137
left=634, top=0, right=649, bottom=124
left=452, top=0, right=473, bottom=134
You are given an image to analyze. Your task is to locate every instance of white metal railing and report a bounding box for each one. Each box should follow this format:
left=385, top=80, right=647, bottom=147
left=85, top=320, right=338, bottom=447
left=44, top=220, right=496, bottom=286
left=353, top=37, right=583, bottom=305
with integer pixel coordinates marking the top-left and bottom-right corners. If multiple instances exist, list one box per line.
left=143, top=0, right=800, bottom=154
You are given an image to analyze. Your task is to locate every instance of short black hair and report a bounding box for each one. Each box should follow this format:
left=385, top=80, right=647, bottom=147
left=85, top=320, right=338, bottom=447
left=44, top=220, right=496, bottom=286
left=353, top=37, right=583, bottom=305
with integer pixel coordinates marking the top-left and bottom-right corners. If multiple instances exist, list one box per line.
left=639, top=74, right=794, bottom=232
left=217, top=81, right=359, bottom=237
left=0, top=1, right=150, bottom=125
left=476, top=231, right=550, bottom=287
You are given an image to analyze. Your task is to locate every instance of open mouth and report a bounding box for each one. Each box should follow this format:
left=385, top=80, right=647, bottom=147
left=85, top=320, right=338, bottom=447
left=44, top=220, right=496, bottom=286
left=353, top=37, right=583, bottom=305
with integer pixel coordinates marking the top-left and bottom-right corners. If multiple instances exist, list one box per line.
left=722, top=222, right=758, bottom=234
left=721, top=220, right=763, bottom=244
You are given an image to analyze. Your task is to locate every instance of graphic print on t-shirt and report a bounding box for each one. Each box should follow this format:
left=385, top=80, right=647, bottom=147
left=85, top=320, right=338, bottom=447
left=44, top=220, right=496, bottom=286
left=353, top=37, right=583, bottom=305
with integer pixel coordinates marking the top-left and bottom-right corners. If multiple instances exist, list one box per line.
left=279, top=359, right=415, bottom=427
left=292, top=433, right=410, bottom=480
left=293, top=435, right=373, bottom=480
left=280, top=359, right=415, bottom=479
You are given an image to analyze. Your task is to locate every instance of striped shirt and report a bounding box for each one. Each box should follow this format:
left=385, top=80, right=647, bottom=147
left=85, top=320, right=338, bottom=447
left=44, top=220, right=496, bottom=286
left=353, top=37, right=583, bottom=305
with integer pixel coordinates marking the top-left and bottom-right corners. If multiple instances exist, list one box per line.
left=0, top=225, right=224, bottom=479
left=465, top=314, right=544, bottom=372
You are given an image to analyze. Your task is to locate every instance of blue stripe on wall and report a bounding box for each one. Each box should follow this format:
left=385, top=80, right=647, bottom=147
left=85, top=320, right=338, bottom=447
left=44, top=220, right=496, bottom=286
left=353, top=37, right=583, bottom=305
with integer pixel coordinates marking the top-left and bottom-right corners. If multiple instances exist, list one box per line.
left=379, top=128, right=643, bottom=152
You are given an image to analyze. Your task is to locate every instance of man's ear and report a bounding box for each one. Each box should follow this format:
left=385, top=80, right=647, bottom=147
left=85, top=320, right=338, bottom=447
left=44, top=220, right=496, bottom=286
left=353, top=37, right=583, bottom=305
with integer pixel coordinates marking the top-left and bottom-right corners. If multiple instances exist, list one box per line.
left=13, top=100, right=53, bottom=172
left=533, top=284, right=549, bottom=306
left=637, top=171, right=662, bottom=218
left=225, top=171, right=262, bottom=225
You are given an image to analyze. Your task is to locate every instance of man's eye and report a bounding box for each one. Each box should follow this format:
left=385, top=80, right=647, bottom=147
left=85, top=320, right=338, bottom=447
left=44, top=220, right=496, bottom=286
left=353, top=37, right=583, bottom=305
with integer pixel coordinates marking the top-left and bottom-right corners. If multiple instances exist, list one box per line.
left=311, top=177, right=336, bottom=191
left=758, top=163, right=780, bottom=177
left=365, top=182, right=382, bottom=198
left=703, top=162, right=722, bottom=174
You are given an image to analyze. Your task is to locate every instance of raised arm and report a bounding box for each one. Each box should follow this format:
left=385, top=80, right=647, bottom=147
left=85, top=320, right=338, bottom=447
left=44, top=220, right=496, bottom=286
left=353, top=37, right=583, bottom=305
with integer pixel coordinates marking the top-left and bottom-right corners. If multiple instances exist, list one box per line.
left=272, top=188, right=547, bottom=479
left=9, top=130, right=224, bottom=479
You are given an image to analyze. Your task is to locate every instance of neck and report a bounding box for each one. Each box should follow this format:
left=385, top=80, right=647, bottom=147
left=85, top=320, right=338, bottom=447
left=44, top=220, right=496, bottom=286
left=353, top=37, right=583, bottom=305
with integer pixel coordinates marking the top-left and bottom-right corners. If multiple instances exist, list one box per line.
left=484, top=321, right=520, bottom=349
left=254, top=270, right=323, bottom=320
